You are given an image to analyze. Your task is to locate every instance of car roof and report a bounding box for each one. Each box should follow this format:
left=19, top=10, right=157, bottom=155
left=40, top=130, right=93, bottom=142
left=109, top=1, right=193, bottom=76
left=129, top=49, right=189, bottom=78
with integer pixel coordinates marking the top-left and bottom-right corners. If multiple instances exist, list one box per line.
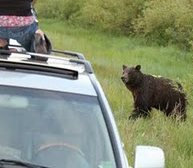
left=0, top=70, right=97, bottom=96
left=0, top=45, right=97, bottom=96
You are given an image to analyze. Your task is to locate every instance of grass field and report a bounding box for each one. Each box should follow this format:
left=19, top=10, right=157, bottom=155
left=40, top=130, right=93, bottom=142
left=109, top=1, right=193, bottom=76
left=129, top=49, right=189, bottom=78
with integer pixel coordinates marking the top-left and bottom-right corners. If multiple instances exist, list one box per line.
left=39, top=19, right=193, bottom=168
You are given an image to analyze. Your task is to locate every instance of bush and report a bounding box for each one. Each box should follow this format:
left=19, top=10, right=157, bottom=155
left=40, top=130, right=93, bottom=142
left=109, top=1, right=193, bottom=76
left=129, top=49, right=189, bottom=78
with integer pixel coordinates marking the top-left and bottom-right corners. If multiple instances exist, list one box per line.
left=74, top=0, right=148, bottom=33
left=36, top=0, right=148, bottom=33
left=36, top=0, right=193, bottom=50
left=75, top=0, right=128, bottom=32
left=36, top=0, right=85, bottom=20
left=133, top=0, right=193, bottom=50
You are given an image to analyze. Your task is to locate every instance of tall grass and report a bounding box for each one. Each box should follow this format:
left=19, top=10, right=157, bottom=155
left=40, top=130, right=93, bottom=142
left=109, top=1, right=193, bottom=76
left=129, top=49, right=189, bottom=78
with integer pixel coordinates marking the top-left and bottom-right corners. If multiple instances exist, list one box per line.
left=39, top=19, right=193, bottom=168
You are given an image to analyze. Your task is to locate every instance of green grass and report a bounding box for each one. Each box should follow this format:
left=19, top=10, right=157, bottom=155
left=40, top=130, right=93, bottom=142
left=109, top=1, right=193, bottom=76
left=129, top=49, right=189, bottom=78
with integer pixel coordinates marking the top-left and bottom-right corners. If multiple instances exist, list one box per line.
left=39, top=19, right=193, bottom=168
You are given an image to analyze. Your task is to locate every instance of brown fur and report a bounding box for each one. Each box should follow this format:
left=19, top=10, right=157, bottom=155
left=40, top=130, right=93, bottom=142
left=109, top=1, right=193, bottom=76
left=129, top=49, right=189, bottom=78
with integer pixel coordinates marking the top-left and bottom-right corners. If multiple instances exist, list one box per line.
left=121, top=65, right=187, bottom=120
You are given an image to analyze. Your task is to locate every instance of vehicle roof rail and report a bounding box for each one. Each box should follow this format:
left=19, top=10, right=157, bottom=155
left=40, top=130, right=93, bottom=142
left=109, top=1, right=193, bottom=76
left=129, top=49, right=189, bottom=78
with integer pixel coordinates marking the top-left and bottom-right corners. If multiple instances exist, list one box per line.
left=51, top=49, right=85, bottom=60
left=8, top=44, right=86, bottom=60
left=0, top=49, right=94, bottom=74
left=69, top=59, right=93, bottom=74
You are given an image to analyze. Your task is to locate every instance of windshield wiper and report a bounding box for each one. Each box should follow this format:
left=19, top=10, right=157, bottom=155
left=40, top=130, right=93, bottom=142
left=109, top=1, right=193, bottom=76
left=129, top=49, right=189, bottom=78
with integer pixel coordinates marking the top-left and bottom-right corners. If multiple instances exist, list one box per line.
left=0, top=159, right=50, bottom=168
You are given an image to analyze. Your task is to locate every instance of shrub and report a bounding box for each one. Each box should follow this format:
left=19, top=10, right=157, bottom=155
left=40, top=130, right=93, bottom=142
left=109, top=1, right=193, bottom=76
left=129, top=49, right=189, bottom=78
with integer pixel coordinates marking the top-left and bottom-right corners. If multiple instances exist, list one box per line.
left=36, top=0, right=63, bottom=18
left=75, top=0, right=126, bottom=31
left=36, top=0, right=193, bottom=50
left=36, top=0, right=85, bottom=20
left=133, top=0, right=193, bottom=50
left=36, top=0, right=148, bottom=33
left=74, top=0, right=149, bottom=33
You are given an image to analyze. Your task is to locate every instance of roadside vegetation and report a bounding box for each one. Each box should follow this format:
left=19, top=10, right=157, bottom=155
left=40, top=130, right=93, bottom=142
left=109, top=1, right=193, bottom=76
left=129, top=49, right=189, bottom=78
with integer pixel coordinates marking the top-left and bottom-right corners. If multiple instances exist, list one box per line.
left=37, top=0, right=193, bottom=51
left=36, top=1, right=193, bottom=167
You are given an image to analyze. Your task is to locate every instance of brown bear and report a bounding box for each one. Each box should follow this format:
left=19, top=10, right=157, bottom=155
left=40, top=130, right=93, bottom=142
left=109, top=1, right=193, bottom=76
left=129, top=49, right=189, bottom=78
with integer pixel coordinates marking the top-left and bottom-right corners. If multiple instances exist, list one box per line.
left=121, top=65, right=187, bottom=120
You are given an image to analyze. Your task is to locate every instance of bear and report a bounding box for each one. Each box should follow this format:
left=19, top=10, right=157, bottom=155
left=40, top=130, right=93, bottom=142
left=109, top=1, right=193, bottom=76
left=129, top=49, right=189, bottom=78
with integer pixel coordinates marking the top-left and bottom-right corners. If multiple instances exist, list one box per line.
left=121, top=65, right=187, bottom=120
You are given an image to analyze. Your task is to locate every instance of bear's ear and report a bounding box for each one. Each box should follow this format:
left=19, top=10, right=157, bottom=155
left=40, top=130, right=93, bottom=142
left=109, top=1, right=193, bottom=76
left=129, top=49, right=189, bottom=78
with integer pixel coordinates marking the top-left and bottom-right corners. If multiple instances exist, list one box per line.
left=122, top=65, right=127, bottom=70
left=135, top=65, right=141, bottom=71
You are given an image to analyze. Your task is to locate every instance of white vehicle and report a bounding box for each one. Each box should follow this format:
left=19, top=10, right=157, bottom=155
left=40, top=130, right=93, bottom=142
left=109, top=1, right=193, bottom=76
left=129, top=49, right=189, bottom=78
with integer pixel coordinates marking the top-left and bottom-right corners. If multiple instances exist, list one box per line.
left=0, top=44, right=165, bottom=168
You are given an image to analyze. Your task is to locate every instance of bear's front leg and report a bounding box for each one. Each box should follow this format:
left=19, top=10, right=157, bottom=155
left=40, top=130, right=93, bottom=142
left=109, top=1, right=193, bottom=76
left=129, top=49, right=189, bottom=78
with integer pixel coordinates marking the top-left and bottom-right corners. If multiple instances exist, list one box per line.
left=129, top=107, right=151, bottom=120
left=129, top=96, right=152, bottom=120
left=129, top=109, right=141, bottom=119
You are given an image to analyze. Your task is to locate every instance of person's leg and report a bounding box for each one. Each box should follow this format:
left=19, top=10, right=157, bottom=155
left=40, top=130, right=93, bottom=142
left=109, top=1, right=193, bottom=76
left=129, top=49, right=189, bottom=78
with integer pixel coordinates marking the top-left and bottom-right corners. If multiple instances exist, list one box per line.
left=0, top=27, right=8, bottom=39
left=7, top=21, right=38, bottom=52
left=1, top=23, right=51, bottom=55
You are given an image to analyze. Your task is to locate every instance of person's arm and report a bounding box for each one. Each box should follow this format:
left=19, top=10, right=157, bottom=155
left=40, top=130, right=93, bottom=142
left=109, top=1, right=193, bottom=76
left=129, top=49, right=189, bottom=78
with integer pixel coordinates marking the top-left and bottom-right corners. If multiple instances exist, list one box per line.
left=32, top=0, right=36, bottom=8
left=31, top=0, right=38, bottom=16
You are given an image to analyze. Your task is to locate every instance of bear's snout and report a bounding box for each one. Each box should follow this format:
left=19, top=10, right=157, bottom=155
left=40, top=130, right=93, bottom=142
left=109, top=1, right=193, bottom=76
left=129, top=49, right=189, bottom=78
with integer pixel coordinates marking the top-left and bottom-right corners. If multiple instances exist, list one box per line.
left=121, top=76, right=127, bottom=83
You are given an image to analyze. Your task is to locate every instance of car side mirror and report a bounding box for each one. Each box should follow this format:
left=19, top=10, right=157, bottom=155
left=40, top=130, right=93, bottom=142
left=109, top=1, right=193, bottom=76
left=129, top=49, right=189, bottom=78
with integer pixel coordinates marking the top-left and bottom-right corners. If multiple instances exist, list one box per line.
left=134, top=145, right=165, bottom=168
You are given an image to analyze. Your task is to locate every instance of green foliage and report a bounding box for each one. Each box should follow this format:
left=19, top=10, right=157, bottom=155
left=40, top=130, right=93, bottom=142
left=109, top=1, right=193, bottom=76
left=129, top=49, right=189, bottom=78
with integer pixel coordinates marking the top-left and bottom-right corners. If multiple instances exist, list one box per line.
left=36, top=0, right=147, bottom=33
left=133, top=0, right=193, bottom=50
left=74, top=0, right=147, bottom=33
left=36, top=0, right=85, bottom=20
left=74, top=0, right=128, bottom=32
left=36, top=0, right=193, bottom=50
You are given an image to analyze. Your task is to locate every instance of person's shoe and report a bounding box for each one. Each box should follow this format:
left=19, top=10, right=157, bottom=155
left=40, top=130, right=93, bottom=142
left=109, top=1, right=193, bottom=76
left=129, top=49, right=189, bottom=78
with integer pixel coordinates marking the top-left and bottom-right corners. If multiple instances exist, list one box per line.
left=34, top=33, right=48, bottom=54
left=31, top=30, right=52, bottom=61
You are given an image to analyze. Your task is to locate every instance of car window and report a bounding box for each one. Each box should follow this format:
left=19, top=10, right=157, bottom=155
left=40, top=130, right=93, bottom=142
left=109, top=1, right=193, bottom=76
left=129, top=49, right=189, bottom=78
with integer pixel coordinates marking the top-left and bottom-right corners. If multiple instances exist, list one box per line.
left=0, top=85, right=116, bottom=168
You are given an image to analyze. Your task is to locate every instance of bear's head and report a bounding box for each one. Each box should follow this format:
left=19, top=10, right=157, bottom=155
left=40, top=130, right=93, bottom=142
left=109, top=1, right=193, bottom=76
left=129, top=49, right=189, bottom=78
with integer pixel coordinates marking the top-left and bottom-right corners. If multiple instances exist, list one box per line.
left=121, top=65, right=143, bottom=87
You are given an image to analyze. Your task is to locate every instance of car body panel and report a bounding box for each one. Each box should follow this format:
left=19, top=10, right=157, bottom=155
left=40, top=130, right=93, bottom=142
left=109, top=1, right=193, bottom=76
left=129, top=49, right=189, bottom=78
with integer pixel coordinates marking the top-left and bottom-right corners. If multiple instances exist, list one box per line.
left=0, top=70, right=97, bottom=96
left=89, top=74, right=130, bottom=168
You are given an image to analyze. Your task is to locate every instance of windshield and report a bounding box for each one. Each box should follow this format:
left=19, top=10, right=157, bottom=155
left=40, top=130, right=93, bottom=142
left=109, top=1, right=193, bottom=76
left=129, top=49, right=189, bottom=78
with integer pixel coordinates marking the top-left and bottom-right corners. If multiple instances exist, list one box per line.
left=0, top=86, right=116, bottom=168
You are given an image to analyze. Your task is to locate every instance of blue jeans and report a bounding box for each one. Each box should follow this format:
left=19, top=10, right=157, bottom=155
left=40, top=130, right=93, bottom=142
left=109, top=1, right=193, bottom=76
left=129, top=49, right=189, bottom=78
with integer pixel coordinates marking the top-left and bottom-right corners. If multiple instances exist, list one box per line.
left=0, top=21, right=38, bottom=52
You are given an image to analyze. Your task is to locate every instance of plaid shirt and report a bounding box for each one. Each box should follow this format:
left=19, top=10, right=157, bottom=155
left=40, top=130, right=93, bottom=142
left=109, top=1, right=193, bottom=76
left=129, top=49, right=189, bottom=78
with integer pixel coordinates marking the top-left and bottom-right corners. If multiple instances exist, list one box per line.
left=0, top=15, right=35, bottom=27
